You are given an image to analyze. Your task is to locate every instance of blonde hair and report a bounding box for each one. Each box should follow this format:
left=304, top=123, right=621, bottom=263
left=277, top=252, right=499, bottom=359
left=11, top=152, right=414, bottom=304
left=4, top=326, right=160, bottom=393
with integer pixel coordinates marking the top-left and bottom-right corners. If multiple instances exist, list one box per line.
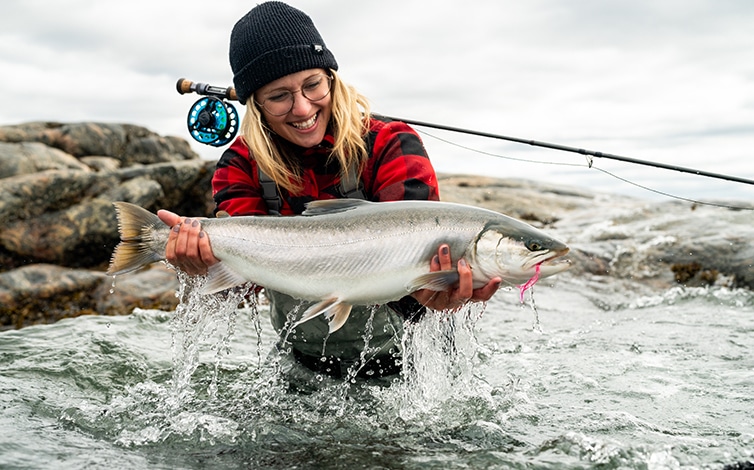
left=240, top=69, right=371, bottom=194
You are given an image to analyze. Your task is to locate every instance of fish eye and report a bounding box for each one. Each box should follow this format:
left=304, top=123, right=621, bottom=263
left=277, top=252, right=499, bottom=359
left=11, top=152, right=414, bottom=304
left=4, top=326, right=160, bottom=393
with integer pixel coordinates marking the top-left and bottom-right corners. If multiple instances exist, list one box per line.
left=526, top=240, right=543, bottom=251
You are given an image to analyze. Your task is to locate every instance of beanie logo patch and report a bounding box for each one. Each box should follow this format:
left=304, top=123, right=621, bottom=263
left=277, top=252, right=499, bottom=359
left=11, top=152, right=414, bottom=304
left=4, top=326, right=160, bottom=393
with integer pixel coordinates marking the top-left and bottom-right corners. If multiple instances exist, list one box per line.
left=312, top=44, right=324, bottom=55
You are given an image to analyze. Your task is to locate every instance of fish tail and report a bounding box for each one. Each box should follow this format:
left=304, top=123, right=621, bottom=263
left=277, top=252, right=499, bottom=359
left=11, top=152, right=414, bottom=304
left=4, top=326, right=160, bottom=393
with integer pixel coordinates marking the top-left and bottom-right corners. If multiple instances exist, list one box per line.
left=106, top=202, right=167, bottom=276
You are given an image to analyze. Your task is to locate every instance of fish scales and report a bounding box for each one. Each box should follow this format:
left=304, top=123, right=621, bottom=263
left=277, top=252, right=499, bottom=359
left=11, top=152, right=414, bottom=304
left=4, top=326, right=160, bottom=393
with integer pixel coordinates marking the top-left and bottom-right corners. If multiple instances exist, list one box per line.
left=200, top=202, right=483, bottom=302
left=108, top=199, right=570, bottom=332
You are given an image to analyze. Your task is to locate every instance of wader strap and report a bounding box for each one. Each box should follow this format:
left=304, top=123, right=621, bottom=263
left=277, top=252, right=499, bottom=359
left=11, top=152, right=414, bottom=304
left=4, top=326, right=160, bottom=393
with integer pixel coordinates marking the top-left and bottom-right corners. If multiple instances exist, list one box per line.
left=257, top=168, right=282, bottom=216
left=257, top=162, right=366, bottom=215
left=339, top=166, right=367, bottom=200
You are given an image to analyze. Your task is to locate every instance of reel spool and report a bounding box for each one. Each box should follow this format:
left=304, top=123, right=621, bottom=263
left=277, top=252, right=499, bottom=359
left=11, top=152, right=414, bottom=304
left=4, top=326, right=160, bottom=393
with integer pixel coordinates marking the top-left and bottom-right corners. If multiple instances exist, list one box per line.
left=186, top=96, right=239, bottom=147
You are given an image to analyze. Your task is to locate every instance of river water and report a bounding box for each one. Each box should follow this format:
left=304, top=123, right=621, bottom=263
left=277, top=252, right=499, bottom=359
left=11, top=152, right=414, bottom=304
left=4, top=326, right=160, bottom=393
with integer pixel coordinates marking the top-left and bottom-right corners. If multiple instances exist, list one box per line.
left=1, top=252, right=753, bottom=468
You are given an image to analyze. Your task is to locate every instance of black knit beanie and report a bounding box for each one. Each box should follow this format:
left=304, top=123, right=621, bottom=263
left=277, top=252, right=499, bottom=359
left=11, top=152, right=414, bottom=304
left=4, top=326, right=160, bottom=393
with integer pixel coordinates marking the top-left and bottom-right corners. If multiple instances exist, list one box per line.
left=229, top=1, right=338, bottom=104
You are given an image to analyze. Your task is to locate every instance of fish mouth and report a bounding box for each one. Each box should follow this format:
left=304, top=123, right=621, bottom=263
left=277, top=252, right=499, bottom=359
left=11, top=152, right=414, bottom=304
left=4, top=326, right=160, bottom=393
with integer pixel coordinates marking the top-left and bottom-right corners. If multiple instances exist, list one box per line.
left=524, top=247, right=571, bottom=273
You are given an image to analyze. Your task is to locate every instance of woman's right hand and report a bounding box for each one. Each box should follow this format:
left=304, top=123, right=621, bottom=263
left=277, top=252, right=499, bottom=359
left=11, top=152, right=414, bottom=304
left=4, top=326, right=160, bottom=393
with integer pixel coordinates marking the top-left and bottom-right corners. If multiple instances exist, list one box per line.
left=157, top=209, right=219, bottom=276
left=411, top=244, right=501, bottom=311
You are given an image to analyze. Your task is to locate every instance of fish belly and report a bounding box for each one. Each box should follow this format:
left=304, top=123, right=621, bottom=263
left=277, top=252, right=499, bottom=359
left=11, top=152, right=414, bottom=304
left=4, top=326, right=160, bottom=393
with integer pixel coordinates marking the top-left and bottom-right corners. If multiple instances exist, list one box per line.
left=209, top=224, right=473, bottom=304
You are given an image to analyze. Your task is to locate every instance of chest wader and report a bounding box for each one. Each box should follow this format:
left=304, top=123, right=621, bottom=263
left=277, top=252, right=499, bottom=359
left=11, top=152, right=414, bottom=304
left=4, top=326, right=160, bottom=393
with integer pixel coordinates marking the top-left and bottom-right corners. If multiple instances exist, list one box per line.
left=258, top=164, right=409, bottom=379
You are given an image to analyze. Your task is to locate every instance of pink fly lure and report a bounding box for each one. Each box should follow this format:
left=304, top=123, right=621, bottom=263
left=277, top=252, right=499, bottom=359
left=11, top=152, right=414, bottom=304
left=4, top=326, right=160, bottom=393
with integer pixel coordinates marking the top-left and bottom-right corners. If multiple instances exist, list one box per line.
left=518, top=263, right=541, bottom=303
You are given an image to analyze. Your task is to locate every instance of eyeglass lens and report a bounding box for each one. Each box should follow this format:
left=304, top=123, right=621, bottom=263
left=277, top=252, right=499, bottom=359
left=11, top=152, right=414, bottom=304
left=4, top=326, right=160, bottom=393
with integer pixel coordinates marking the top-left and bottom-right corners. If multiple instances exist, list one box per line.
left=258, top=75, right=332, bottom=116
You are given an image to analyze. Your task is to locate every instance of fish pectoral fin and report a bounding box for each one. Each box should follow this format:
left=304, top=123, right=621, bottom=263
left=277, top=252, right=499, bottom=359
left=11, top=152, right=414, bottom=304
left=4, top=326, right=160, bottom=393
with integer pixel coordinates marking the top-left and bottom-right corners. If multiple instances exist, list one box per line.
left=293, top=297, right=339, bottom=327
left=201, top=262, right=248, bottom=295
left=293, top=297, right=353, bottom=333
left=323, top=303, right=353, bottom=334
left=405, top=270, right=460, bottom=293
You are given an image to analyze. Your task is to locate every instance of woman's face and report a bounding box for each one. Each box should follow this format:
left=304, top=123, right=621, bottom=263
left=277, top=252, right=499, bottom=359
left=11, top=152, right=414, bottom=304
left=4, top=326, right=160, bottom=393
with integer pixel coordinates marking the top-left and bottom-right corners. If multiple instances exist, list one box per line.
left=254, top=68, right=333, bottom=148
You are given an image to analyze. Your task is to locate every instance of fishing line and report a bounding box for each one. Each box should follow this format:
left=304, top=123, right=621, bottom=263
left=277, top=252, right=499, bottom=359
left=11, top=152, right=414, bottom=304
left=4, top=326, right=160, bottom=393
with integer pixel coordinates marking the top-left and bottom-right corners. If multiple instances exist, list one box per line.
left=413, top=127, right=754, bottom=211
left=387, top=116, right=754, bottom=187
left=174, top=79, right=752, bottom=210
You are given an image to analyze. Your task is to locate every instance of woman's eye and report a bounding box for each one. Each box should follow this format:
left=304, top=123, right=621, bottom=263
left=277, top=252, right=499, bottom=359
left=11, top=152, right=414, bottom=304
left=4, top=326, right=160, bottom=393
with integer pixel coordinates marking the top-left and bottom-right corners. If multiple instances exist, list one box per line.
left=303, top=80, right=321, bottom=92
left=267, top=92, right=290, bottom=102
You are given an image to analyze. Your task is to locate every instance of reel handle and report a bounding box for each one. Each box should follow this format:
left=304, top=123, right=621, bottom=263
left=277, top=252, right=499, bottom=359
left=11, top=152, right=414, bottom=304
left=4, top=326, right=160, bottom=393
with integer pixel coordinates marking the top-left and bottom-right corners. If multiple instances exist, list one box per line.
left=176, top=78, right=238, bottom=101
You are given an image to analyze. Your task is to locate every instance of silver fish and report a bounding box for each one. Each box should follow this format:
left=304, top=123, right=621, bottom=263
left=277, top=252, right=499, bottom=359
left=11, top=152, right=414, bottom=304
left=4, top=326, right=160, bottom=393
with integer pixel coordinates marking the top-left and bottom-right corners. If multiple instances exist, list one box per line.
left=108, top=199, right=570, bottom=332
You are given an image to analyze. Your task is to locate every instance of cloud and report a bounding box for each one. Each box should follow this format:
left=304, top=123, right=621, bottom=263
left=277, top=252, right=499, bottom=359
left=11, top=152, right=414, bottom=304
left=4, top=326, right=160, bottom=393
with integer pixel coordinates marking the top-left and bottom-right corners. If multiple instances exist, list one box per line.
left=1, top=0, right=752, bottom=199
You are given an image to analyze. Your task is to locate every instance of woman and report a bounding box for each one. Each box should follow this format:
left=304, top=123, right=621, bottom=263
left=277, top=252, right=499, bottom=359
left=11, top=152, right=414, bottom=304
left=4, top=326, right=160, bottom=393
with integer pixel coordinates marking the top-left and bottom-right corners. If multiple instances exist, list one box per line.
left=158, top=1, right=501, bottom=378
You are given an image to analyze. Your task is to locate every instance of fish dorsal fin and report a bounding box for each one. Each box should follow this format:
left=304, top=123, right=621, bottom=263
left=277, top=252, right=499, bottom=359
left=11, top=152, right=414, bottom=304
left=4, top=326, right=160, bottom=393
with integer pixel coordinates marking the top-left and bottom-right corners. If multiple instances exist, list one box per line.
left=292, top=297, right=354, bottom=333
left=302, top=199, right=372, bottom=216
left=201, top=262, right=248, bottom=295
left=405, top=270, right=460, bottom=293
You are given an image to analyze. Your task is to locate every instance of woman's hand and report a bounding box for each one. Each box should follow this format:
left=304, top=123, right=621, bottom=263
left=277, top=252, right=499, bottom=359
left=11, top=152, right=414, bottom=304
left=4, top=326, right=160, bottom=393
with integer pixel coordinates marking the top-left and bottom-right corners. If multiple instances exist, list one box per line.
left=157, top=209, right=220, bottom=276
left=411, top=244, right=502, bottom=311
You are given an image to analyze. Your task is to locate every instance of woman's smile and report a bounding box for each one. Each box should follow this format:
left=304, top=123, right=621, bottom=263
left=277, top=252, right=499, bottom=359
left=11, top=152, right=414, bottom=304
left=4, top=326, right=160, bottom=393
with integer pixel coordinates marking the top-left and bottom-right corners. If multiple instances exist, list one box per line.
left=256, top=69, right=332, bottom=148
left=289, top=112, right=319, bottom=131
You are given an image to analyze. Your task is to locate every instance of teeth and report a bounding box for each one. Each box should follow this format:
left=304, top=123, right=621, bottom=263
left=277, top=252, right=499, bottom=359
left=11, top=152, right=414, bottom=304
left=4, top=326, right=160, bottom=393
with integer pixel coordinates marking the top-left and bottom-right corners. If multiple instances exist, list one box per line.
left=291, top=113, right=317, bottom=130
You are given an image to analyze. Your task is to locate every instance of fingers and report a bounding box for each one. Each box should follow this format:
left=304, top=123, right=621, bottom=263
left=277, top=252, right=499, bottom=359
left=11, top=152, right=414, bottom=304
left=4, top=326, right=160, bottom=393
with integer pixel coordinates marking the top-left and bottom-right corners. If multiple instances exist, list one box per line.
left=165, top=223, right=180, bottom=267
left=410, top=252, right=441, bottom=306
left=157, top=209, right=181, bottom=227
left=412, top=245, right=469, bottom=311
left=197, top=230, right=220, bottom=267
left=430, top=253, right=441, bottom=272
left=471, top=277, right=502, bottom=303
left=161, top=213, right=219, bottom=276
left=178, top=219, right=203, bottom=273
left=438, top=244, right=452, bottom=271
left=432, top=258, right=472, bottom=311
left=411, top=244, right=501, bottom=311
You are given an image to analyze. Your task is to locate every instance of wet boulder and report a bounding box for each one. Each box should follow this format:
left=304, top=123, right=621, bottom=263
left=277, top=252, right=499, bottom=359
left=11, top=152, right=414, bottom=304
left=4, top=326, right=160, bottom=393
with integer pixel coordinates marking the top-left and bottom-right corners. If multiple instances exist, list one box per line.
left=0, top=121, right=215, bottom=328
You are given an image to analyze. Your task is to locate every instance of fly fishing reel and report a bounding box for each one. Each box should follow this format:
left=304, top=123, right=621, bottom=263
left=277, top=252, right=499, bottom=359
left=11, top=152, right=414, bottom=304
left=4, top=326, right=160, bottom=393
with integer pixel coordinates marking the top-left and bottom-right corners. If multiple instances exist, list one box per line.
left=186, top=96, right=238, bottom=146
left=177, top=78, right=239, bottom=147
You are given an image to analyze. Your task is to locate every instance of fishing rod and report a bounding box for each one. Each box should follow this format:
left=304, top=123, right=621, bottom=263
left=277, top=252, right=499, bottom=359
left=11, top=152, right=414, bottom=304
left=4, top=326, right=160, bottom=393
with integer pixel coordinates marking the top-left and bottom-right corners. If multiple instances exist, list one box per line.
left=381, top=116, right=754, bottom=188
left=176, top=78, right=754, bottom=188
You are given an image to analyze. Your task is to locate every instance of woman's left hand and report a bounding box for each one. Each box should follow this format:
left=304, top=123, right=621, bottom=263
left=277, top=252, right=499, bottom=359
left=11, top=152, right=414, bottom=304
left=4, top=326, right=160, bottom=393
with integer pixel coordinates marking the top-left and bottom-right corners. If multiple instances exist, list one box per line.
left=411, top=244, right=502, bottom=311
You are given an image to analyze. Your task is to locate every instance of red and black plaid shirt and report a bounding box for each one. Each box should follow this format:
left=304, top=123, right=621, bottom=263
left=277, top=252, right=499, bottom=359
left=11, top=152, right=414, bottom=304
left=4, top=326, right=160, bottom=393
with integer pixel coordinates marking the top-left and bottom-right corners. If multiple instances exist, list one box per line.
left=212, top=115, right=440, bottom=215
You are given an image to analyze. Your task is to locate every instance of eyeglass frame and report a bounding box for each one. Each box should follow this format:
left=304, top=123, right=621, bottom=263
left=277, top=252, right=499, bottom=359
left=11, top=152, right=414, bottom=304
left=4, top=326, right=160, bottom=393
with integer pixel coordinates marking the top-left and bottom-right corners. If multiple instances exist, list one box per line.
left=254, top=73, right=334, bottom=116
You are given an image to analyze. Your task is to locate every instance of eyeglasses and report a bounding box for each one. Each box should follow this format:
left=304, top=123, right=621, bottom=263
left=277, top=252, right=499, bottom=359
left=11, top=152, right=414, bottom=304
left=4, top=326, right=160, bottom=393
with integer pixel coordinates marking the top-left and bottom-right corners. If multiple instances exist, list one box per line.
left=255, top=74, right=333, bottom=116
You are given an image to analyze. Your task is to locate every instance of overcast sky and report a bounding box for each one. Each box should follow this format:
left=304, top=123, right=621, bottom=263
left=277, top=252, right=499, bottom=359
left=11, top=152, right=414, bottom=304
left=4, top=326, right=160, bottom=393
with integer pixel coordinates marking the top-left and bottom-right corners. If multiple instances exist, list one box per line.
left=2, top=0, right=753, bottom=200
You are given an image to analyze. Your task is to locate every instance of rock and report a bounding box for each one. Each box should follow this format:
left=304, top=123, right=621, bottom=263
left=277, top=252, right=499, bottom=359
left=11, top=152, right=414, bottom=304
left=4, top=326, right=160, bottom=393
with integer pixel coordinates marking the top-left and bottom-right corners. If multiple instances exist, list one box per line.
left=0, top=121, right=218, bottom=329
left=0, top=141, right=91, bottom=178
left=1, top=198, right=119, bottom=267
left=0, top=264, right=107, bottom=329
left=93, top=264, right=179, bottom=316
left=438, top=174, right=596, bottom=226
left=80, top=156, right=121, bottom=172
left=0, top=122, right=199, bottom=165
left=0, top=158, right=215, bottom=269
left=0, top=169, right=104, bottom=223
left=112, top=159, right=216, bottom=216
left=439, top=174, right=754, bottom=290
left=0, top=263, right=179, bottom=329
left=547, top=197, right=754, bottom=290
left=1, top=120, right=752, bottom=330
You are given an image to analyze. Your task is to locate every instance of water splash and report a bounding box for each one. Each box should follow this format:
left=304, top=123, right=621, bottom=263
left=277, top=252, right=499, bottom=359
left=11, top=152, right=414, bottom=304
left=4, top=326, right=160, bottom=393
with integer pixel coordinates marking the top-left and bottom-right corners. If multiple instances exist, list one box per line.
left=168, top=272, right=256, bottom=407
left=381, top=303, right=491, bottom=421
left=522, top=286, right=544, bottom=333
left=342, top=306, right=378, bottom=386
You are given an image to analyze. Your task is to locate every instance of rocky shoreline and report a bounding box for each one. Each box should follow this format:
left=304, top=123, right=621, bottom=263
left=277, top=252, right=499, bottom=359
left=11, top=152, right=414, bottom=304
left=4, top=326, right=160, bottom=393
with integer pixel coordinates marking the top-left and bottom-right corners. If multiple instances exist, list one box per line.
left=1, top=122, right=752, bottom=329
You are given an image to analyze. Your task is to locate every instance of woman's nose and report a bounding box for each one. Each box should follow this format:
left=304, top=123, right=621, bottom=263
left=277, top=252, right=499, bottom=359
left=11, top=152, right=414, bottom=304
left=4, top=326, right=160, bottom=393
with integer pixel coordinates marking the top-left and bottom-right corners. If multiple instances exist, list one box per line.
left=289, top=92, right=313, bottom=116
